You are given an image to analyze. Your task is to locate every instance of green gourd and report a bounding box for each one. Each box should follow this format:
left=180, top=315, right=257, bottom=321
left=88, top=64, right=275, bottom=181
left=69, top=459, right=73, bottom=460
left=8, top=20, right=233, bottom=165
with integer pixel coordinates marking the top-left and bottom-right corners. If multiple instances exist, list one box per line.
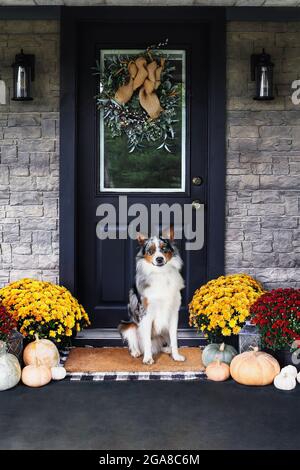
left=202, top=342, right=238, bottom=367
left=0, top=340, right=21, bottom=391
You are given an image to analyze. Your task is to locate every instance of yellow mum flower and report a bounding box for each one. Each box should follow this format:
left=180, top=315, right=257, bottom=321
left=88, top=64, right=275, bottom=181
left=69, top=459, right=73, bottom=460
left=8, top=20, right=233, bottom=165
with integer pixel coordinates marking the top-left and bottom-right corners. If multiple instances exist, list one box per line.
left=0, top=278, right=90, bottom=343
left=188, top=273, right=264, bottom=341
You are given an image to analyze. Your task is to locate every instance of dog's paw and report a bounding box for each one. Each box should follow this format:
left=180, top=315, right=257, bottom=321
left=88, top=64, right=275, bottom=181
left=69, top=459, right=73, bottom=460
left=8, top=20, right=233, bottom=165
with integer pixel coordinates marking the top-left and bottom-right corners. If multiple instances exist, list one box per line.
left=143, top=356, right=154, bottom=365
left=172, top=353, right=186, bottom=362
left=162, top=346, right=172, bottom=354
left=130, top=350, right=141, bottom=358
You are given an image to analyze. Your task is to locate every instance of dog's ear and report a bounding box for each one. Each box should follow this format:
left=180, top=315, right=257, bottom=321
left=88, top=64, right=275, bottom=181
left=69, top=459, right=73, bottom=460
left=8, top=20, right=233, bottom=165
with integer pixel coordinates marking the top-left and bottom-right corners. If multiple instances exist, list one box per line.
left=137, top=233, right=147, bottom=246
left=162, top=225, right=174, bottom=241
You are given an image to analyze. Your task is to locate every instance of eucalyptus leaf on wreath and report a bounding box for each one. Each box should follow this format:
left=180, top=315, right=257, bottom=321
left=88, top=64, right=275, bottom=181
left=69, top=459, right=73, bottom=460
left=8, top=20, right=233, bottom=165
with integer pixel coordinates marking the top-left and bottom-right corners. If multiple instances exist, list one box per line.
left=93, top=43, right=181, bottom=153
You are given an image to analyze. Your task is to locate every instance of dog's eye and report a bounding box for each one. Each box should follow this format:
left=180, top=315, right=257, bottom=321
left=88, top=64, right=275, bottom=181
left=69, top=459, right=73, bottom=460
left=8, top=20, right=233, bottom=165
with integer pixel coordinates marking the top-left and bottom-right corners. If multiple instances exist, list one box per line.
left=161, top=245, right=169, bottom=253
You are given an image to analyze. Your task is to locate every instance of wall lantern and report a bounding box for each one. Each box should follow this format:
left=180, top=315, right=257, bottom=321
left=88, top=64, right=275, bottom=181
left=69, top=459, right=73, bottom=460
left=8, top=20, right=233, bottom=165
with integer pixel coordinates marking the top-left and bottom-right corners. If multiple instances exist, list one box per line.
left=11, top=49, right=35, bottom=101
left=251, top=49, right=274, bottom=101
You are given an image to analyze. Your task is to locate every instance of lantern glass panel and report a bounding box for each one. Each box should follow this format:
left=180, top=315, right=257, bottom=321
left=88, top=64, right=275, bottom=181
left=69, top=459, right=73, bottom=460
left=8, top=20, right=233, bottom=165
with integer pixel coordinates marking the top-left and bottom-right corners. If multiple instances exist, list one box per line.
left=255, top=64, right=273, bottom=100
left=238, top=323, right=261, bottom=353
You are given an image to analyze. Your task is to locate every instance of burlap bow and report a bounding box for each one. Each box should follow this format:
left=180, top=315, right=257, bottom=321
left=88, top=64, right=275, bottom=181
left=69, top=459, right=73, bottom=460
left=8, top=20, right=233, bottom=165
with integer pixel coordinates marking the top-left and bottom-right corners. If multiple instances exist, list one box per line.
left=114, top=57, right=165, bottom=120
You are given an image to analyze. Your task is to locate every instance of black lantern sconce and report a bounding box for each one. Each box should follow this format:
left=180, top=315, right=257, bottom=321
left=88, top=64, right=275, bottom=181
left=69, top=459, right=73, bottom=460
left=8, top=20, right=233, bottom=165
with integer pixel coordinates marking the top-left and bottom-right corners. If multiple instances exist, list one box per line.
left=11, top=49, right=35, bottom=101
left=251, top=49, right=274, bottom=101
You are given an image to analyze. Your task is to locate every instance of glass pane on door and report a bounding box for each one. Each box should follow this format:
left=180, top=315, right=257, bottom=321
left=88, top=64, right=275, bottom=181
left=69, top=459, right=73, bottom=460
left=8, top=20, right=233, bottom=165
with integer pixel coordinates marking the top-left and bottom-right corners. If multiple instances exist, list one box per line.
left=98, top=49, right=186, bottom=192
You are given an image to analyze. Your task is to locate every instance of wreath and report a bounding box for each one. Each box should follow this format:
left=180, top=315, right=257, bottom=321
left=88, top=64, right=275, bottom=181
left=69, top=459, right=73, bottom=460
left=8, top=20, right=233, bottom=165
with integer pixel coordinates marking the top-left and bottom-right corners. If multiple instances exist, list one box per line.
left=93, top=40, right=181, bottom=153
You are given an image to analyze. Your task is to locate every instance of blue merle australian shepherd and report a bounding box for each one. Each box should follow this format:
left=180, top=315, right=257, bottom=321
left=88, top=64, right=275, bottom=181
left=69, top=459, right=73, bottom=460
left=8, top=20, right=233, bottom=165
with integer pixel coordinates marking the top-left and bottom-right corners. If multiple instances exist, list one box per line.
left=118, top=226, right=185, bottom=365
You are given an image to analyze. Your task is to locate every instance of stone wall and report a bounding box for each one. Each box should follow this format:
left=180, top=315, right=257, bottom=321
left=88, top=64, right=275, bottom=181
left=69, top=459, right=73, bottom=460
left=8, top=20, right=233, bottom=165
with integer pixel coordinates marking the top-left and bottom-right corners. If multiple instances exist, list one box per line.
left=226, top=22, right=300, bottom=288
left=0, top=20, right=59, bottom=287
left=0, top=19, right=299, bottom=290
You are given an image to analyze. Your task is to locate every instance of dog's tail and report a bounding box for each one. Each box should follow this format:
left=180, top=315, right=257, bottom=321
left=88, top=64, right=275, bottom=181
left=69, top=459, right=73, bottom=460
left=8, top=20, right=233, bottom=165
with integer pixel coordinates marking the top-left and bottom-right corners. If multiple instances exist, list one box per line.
left=118, top=321, right=141, bottom=357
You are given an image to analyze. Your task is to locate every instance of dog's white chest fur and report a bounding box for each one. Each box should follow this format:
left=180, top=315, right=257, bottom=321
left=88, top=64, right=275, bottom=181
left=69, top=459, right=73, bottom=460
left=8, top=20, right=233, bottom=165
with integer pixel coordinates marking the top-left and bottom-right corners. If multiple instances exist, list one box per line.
left=143, top=266, right=184, bottom=335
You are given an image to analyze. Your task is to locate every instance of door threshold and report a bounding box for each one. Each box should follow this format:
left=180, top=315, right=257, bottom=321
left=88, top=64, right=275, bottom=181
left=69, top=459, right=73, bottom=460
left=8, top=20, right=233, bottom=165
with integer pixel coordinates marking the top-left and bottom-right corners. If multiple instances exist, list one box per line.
left=74, top=328, right=207, bottom=347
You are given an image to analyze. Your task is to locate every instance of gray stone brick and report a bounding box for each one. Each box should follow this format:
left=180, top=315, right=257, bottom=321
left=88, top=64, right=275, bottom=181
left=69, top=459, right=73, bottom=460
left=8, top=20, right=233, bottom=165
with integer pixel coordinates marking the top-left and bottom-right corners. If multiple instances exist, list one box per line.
left=248, top=204, right=285, bottom=216
left=6, top=205, right=43, bottom=218
left=260, top=175, right=300, bottom=189
left=252, top=190, right=281, bottom=203
left=41, top=119, right=56, bottom=138
left=12, top=254, right=39, bottom=269
left=230, top=126, right=259, bottom=138
left=0, top=165, right=9, bottom=185
left=11, top=243, right=32, bottom=255
left=36, top=176, right=59, bottom=191
left=0, top=145, right=17, bottom=163
left=9, top=270, right=42, bottom=283
left=252, top=240, right=273, bottom=253
left=10, top=191, right=42, bottom=205
left=7, top=115, right=40, bottom=127
left=262, top=217, right=298, bottom=229
left=252, top=163, right=273, bottom=175
left=38, top=254, right=58, bottom=269
left=18, top=139, right=55, bottom=153
left=10, top=176, right=36, bottom=191
left=278, top=253, right=300, bottom=268
left=4, top=126, right=41, bottom=139
left=273, top=230, right=294, bottom=252
left=20, top=217, right=57, bottom=231
left=227, top=175, right=259, bottom=190
left=32, top=231, right=52, bottom=254
left=10, top=165, right=29, bottom=177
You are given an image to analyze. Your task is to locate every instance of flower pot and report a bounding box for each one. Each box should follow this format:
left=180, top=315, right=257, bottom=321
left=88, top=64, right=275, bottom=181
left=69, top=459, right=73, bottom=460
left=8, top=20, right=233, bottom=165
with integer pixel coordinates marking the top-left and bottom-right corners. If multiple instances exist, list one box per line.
left=209, top=334, right=239, bottom=351
left=264, top=348, right=300, bottom=372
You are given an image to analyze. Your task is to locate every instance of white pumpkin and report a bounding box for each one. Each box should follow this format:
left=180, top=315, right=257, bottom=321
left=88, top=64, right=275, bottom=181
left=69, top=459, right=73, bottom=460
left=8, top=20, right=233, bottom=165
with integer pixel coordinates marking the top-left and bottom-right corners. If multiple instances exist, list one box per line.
left=51, top=366, right=66, bottom=381
left=23, top=334, right=59, bottom=368
left=0, top=341, right=21, bottom=391
left=297, top=371, right=300, bottom=384
left=281, top=365, right=297, bottom=378
left=274, top=372, right=296, bottom=391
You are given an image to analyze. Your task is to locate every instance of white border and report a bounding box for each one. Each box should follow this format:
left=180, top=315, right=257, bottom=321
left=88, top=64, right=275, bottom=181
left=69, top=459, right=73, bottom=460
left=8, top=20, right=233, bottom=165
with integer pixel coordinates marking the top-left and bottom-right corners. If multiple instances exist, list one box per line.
left=99, top=49, right=186, bottom=193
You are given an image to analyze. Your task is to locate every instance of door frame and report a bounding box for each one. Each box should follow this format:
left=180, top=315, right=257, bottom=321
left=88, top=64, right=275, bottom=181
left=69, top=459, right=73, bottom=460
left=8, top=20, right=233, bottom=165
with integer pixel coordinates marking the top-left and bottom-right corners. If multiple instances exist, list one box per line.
left=60, top=6, right=226, bottom=297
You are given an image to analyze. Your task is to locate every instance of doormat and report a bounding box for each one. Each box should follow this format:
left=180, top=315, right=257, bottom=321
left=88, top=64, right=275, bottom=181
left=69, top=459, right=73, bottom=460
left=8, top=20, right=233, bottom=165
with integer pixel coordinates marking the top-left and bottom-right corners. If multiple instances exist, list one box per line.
left=61, top=347, right=206, bottom=381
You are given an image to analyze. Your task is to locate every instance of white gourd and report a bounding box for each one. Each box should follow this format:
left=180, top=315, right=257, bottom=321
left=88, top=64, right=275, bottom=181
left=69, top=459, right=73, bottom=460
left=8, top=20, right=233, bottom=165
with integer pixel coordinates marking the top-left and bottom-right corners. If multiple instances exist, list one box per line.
left=297, top=372, right=300, bottom=384
left=51, top=366, right=66, bottom=381
left=0, top=341, right=21, bottom=391
left=274, top=372, right=296, bottom=391
left=281, top=365, right=297, bottom=378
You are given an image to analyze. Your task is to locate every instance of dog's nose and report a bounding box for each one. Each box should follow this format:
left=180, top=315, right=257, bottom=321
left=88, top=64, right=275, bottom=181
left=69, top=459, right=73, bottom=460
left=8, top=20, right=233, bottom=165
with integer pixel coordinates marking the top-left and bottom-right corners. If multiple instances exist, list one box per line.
left=156, top=256, right=164, bottom=264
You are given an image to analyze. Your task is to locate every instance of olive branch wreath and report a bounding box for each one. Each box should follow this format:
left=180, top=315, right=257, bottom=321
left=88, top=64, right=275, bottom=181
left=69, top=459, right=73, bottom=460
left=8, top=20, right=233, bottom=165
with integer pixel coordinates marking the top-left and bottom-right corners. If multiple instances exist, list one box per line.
left=93, top=40, right=182, bottom=153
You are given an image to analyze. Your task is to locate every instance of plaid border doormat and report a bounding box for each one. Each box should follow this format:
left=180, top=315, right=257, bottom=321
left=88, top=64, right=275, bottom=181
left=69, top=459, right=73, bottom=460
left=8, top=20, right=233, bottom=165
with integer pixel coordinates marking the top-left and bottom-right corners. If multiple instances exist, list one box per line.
left=59, top=348, right=207, bottom=382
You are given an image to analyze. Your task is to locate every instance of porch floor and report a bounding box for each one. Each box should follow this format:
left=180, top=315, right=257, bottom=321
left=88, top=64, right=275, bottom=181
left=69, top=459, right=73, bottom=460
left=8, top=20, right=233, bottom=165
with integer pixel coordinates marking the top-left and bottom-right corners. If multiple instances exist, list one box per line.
left=0, top=379, right=299, bottom=450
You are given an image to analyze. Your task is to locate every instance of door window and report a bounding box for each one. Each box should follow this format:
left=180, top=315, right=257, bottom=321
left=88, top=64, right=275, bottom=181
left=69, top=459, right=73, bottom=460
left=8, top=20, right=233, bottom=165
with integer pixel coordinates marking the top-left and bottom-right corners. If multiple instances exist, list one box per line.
left=98, top=49, right=186, bottom=192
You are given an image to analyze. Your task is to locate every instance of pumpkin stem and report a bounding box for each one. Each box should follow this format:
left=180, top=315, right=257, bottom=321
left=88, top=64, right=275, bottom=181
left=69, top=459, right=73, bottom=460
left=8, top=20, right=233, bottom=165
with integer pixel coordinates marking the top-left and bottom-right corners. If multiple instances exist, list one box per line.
left=249, top=346, right=259, bottom=352
left=219, top=343, right=225, bottom=352
left=34, top=333, right=40, bottom=342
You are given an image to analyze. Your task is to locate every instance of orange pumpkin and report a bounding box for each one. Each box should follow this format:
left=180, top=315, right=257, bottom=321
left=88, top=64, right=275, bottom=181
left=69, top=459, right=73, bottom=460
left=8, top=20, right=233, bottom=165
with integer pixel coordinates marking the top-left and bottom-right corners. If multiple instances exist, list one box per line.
left=230, top=347, right=280, bottom=386
left=22, top=362, right=52, bottom=388
left=206, top=360, right=230, bottom=382
left=23, top=334, right=59, bottom=368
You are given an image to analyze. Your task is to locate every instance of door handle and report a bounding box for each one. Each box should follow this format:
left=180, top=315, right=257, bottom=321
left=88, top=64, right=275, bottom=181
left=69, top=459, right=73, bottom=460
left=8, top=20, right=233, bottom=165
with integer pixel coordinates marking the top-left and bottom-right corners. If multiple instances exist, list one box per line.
left=192, top=176, right=203, bottom=186
left=191, top=200, right=202, bottom=210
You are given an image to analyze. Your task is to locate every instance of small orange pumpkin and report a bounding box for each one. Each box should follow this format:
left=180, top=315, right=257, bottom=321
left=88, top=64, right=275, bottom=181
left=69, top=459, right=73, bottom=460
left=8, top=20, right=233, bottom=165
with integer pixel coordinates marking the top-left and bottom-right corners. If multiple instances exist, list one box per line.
left=22, top=361, right=52, bottom=388
left=206, top=360, right=230, bottom=382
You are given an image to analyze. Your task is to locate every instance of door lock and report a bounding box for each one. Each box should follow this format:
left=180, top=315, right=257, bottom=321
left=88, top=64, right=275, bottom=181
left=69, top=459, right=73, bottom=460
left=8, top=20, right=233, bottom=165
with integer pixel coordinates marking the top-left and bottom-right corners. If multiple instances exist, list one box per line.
left=192, top=200, right=202, bottom=210
left=192, top=176, right=203, bottom=186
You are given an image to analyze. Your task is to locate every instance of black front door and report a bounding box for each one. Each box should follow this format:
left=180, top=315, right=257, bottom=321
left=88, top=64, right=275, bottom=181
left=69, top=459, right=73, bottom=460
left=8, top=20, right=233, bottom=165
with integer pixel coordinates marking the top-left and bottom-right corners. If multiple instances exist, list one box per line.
left=74, top=14, right=225, bottom=330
